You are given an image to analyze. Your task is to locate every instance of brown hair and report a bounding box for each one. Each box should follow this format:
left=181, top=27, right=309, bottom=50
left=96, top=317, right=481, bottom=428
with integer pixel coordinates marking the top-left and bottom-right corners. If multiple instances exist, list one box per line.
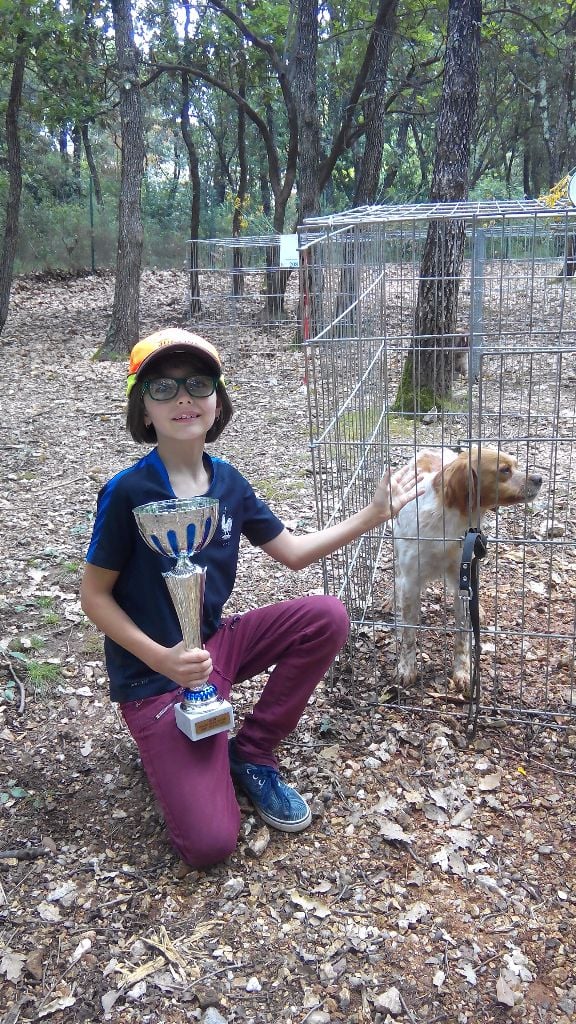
left=126, top=355, right=234, bottom=445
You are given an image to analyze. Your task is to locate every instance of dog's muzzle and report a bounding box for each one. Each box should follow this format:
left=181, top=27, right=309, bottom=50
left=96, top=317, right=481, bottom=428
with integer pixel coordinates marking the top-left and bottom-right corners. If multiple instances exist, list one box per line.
left=525, top=473, right=543, bottom=500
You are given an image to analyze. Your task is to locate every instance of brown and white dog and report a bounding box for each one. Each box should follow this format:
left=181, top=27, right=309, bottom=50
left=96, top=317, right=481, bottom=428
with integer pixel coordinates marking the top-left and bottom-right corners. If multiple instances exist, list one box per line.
left=392, top=447, right=543, bottom=690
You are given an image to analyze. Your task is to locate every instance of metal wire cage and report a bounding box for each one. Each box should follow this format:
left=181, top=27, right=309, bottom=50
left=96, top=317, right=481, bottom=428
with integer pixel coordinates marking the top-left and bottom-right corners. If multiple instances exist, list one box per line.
left=299, top=200, right=576, bottom=729
left=185, top=236, right=301, bottom=352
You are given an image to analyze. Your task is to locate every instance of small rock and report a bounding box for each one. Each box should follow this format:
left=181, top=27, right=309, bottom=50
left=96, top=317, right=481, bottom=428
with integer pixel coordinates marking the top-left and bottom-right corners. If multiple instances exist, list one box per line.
left=25, top=948, right=44, bottom=981
left=195, top=987, right=222, bottom=1010
left=374, top=986, right=403, bottom=1015
left=422, top=405, right=438, bottom=424
left=246, top=827, right=271, bottom=857
left=126, top=981, right=147, bottom=1000
left=538, top=521, right=565, bottom=539
left=202, top=1008, right=229, bottom=1024
left=222, top=876, right=245, bottom=897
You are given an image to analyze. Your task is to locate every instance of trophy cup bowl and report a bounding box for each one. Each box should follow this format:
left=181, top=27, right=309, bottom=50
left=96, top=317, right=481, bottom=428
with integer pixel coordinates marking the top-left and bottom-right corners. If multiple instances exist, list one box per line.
left=133, top=497, right=235, bottom=741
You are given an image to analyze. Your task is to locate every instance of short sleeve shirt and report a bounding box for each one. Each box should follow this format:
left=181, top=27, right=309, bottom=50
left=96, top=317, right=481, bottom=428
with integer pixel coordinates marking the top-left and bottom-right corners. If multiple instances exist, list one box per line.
left=86, top=448, right=284, bottom=702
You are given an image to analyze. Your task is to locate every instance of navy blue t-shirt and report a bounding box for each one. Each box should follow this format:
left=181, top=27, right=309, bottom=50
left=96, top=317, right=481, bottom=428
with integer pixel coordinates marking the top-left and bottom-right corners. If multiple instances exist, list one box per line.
left=85, top=448, right=284, bottom=702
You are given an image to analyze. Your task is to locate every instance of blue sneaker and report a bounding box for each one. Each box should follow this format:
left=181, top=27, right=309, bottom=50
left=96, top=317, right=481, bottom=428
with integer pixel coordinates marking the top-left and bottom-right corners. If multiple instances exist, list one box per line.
left=229, top=741, right=312, bottom=833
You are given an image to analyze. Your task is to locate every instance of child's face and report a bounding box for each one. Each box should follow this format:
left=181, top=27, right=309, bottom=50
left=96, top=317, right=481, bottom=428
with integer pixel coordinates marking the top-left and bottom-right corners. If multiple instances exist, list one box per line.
left=142, top=358, right=221, bottom=445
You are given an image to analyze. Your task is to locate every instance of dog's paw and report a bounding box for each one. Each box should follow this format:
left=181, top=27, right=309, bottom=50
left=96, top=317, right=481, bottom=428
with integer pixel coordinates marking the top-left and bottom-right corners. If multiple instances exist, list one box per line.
left=451, top=667, right=471, bottom=697
left=397, top=660, right=418, bottom=687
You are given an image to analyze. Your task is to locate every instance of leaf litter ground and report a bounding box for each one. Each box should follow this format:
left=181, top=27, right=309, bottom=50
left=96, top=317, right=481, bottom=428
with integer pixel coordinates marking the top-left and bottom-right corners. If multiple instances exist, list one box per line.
left=0, top=271, right=575, bottom=1024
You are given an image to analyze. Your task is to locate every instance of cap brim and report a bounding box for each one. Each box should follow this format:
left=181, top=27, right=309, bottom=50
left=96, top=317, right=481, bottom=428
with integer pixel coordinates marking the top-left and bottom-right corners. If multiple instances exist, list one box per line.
left=135, top=343, right=221, bottom=379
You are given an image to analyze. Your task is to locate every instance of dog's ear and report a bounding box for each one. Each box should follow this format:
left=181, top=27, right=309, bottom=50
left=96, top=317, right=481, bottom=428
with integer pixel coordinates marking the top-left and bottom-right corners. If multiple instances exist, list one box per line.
left=443, top=456, right=479, bottom=517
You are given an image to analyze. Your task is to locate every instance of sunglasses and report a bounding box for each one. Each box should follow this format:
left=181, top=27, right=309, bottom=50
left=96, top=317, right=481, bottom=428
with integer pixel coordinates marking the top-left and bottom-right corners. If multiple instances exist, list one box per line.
left=142, top=375, right=219, bottom=402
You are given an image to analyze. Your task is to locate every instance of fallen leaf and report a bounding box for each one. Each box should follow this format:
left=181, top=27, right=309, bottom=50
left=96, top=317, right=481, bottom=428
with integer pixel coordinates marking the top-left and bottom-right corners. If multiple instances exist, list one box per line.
left=37, top=901, right=61, bottom=922
left=290, top=890, right=331, bottom=918
left=478, top=771, right=502, bottom=791
left=37, top=986, right=76, bottom=1018
left=0, top=951, right=26, bottom=982
left=69, top=938, right=92, bottom=963
left=457, top=962, right=478, bottom=985
left=378, top=819, right=415, bottom=844
left=496, top=975, right=516, bottom=1006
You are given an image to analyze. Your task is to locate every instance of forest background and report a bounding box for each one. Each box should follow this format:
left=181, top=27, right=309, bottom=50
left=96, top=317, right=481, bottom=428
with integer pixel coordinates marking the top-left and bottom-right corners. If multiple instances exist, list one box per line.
left=1, top=1, right=575, bottom=306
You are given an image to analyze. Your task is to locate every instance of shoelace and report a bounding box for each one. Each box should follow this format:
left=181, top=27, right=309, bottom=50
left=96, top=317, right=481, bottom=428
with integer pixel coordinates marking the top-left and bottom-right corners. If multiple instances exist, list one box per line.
left=246, top=766, right=292, bottom=813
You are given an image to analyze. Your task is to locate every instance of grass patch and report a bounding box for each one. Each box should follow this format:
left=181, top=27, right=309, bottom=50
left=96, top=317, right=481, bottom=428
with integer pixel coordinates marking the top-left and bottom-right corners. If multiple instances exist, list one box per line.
left=82, top=632, right=105, bottom=656
left=338, top=405, right=382, bottom=442
left=28, top=635, right=46, bottom=651
left=387, top=414, right=422, bottom=440
left=42, top=611, right=61, bottom=625
left=256, top=476, right=307, bottom=502
left=26, top=660, right=61, bottom=693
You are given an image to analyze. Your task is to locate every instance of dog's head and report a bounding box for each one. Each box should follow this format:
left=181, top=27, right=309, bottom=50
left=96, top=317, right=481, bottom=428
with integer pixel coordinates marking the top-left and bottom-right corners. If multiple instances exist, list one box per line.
left=443, top=447, right=543, bottom=517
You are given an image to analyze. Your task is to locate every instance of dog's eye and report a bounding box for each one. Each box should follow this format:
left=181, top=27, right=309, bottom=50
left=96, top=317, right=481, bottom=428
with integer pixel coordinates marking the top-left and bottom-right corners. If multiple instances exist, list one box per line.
left=498, top=465, right=512, bottom=477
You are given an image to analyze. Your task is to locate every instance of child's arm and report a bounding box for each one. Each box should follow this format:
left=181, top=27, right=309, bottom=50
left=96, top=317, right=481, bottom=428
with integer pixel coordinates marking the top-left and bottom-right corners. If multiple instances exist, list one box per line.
left=80, top=564, right=212, bottom=686
left=261, top=461, right=424, bottom=571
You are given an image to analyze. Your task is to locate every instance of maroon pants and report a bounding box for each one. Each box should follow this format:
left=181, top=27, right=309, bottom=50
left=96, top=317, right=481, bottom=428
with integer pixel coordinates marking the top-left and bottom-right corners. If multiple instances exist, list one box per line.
left=120, top=595, right=349, bottom=868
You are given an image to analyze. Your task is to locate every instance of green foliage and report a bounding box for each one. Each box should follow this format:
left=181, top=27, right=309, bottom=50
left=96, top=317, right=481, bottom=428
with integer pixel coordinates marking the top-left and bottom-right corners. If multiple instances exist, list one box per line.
left=26, top=659, right=61, bottom=692
left=391, top=358, right=437, bottom=417
left=1, top=0, right=575, bottom=274
left=26, top=633, right=46, bottom=650
left=470, top=173, right=525, bottom=201
left=207, top=191, right=298, bottom=238
left=6, top=646, right=61, bottom=695
left=0, top=785, right=30, bottom=806
left=338, top=405, right=381, bottom=442
left=1, top=679, right=16, bottom=704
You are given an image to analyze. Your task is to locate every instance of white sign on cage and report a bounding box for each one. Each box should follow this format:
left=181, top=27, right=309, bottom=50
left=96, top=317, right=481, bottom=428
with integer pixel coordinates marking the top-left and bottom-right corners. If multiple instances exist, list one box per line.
left=279, top=233, right=299, bottom=268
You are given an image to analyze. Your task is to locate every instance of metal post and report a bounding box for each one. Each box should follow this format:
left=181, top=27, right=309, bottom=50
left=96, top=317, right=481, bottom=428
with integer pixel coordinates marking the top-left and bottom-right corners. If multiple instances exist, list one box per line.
left=89, top=174, right=96, bottom=272
left=470, top=225, right=485, bottom=380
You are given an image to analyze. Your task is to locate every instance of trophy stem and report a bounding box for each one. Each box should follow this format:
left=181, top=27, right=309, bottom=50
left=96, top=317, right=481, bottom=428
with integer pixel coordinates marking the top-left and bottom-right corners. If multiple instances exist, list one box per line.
left=162, top=564, right=205, bottom=651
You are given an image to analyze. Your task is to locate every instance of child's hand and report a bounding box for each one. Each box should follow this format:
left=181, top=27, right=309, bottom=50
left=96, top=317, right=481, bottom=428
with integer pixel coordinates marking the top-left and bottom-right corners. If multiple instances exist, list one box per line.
left=158, top=642, right=213, bottom=687
left=371, top=461, right=425, bottom=522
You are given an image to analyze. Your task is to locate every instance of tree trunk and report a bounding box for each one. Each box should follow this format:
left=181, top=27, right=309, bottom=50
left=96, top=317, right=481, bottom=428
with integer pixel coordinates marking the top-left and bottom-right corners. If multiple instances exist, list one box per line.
left=353, top=0, right=399, bottom=206
left=0, top=42, right=25, bottom=334
left=180, top=1, right=201, bottom=315
left=101, top=0, right=145, bottom=357
left=293, top=0, right=320, bottom=223
left=292, top=0, right=320, bottom=331
left=380, top=113, right=410, bottom=195
left=181, top=70, right=202, bottom=315
left=81, top=122, right=103, bottom=205
left=395, top=0, right=482, bottom=413
left=334, top=0, right=398, bottom=337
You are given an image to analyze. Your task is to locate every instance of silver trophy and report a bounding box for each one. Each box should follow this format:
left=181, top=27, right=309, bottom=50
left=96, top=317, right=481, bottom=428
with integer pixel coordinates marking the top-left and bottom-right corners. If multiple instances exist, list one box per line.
left=133, top=497, right=234, bottom=741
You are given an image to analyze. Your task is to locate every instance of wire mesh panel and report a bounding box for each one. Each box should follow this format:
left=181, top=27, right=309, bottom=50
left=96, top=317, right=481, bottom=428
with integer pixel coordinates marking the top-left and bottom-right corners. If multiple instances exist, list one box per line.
left=300, top=201, right=576, bottom=729
left=185, top=236, right=301, bottom=352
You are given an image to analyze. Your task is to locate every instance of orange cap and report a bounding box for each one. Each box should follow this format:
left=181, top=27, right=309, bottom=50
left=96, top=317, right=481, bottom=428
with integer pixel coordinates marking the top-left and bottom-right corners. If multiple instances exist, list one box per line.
left=127, top=328, right=222, bottom=395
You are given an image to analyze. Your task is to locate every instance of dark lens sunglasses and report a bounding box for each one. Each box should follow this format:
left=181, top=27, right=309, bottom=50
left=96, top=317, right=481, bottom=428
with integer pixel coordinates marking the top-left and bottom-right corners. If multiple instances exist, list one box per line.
left=142, top=375, right=219, bottom=402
